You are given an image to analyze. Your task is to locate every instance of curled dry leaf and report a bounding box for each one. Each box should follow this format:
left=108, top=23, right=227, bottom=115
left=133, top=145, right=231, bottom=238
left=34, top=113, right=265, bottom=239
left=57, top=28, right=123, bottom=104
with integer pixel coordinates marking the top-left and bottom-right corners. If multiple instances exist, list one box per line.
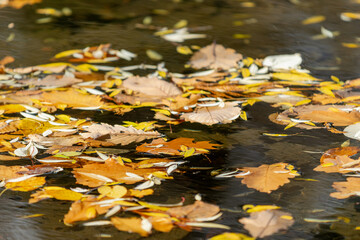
left=330, top=177, right=360, bottom=199
left=80, top=123, right=161, bottom=145
left=167, top=200, right=220, bottom=221
left=180, top=102, right=241, bottom=125
left=189, top=43, right=243, bottom=70
left=239, top=210, right=294, bottom=238
left=236, top=163, right=297, bottom=193
left=136, top=137, right=219, bottom=156
left=111, top=217, right=151, bottom=237
left=122, top=76, right=182, bottom=97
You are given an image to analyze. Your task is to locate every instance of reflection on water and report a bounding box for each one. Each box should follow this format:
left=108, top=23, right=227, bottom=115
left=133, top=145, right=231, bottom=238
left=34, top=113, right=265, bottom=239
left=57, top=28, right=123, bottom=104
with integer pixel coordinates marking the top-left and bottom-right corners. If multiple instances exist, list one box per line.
left=1, top=0, right=360, bottom=239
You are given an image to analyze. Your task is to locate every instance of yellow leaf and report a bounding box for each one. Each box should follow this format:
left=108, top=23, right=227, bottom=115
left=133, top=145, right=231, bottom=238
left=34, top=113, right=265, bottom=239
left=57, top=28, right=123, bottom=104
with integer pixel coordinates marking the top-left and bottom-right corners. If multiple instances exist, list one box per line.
left=0, top=104, right=26, bottom=113
left=6, top=177, right=46, bottom=192
left=263, top=133, right=291, bottom=137
left=319, top=87, right=335, bottom=97
left=21, top=214, right=45, bottom=219
left=240, top=111, right=247, bottom=121
left=176, top=45, right=193, bottom=55
left=146, top=49, right=163, bottom=61
left=98, top=185, right=127, bottom=199
left=74, top=64, right=98, bottom=73
left=284, top=122, right=298, bottom=130
left=152, top=171, right=173, bottom=179
left=54, top=50, right=82, bottom=58
left=281, top=215, right=294, bottom=220
left=151, top=108, right=171, bottom=116
left=241, top=68, right=251, bottom=78
left=56, top=114, right=71, bottom=123
left=302, top=15, right=325, bottom=25
left=182, top=147, right=195, bottom=158
left=174, top=19, right=188, bottom=29
left=210, top=232, right=254, bottom=240
left=272, top=72, right=318, bottom=82
left=233, top=33, right=251, bottom=39
left=295, top=99, right=311, bottom=106
left=109, top=89, right=121, bottom=97
left=138, top=201, right=169, bottom=211
left=243, top=204, right=281, bottom=213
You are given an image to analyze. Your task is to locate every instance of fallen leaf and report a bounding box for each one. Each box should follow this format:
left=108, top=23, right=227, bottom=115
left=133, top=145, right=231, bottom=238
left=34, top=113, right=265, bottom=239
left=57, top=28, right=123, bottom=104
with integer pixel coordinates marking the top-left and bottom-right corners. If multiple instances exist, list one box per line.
left=180, top=102, right=241, bottom=125
left=29, top=186, right=83, bottom=203
left=189, top=43, right=243, bottom=70
left=122, top=76, right=182, bottom=97
left=136, top=137, right=219, bottom=156
left=236, top=163, right=297, bottom=193
left=209, top=232, right=254, bottom=240
left=330, top=177, right=360, bottom=199
left=41, top=89, right=103, bottom=108
left=80, top=123, right=161, bottom=145
left=6, top=176, right=45, bottom=191
left=98, top=185, right=127, bottom=198
left=64, top=196, right=112, bottom=225
left=111, top=217, right=151, bottom=237
left=73, top=158, right=156, bottom=187
left=239, top=210, right=294, bottom=238
left=0, top=0, right=42, bottom=9
left=167, top=200, right=220, bottom=221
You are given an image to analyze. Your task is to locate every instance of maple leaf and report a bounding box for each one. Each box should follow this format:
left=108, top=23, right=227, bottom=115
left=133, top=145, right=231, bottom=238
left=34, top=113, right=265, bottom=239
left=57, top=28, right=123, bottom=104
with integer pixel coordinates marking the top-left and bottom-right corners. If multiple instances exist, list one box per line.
left=136, top=137, right=219, bottom=156
left=167, top=200, right=220, bottom=221
left=72, top=158, right=158, bottom=187
left=80, top=123, right=161, bottom=146
left=239, top=210, right=294, bottom=238
left=236, top=163, right=297, bottom=193
left=330, top=177, right=360, bottom=199
left=189, top=43, right=243, bottom=70
left=111, top=217, right=152, bottom=237
left=41, top=89, right=103, bottom=108
left=180, top=102, right=241, bottom=125
left=122, top=76, right=182, bottom=97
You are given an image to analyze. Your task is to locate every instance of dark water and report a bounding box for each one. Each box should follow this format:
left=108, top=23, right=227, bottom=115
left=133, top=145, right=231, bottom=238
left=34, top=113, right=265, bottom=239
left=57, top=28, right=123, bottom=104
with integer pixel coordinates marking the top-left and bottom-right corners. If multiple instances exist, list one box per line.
left=1, top=0, right=360, bottom=239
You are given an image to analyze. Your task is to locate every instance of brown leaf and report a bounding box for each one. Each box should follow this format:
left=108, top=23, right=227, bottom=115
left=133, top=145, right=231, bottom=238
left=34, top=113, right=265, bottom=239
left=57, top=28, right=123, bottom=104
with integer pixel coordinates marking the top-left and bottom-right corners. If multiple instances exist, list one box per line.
left=136, top=137, right=219, bottom=156
left=73, top=158, right=157, bottom=187
left=25, top=75, right=82, bottom=87
left=0, top=56, right=15, bottom=66
left=180, top=102, right=241, bottom=125
left=123, top=76, right=182, bottom=97
left=320, top=146, right=360, bottom=163
left=0, top=165, right=29, bottom=180
left=167, top=200, right=220, bottom=221
left=330, top=177, right=360, bottom=199
left=111, top=217, right=151, bottom=237
left=239, top=210, right=294, bottom=238
left=314, top=155, right=360, bottom=173
left=148, top=216, right=174, bottom=232
left=236, top=163, right=296, bottom=193
left=80, top=123, right=161, bottom=145
left=0, top=0, right=42, bottom=9
left=189, top=43, right=243, bottom=70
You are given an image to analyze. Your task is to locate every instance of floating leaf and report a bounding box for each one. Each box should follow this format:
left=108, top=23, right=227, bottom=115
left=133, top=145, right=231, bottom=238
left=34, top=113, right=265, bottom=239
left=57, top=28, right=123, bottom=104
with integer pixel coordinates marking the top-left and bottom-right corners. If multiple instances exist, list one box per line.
left=331, top=177, right=360, bottom=199
left=189, top=43, right=243, bottom=70
left=111, top=217, right=151, bottom=237
left=236, top=163, right=297, bottom=193
left=239, top=210, right=294, bottom=238
left=29, top=186, right=83, bottom=203
left=6, top=176, right=45, bottom=192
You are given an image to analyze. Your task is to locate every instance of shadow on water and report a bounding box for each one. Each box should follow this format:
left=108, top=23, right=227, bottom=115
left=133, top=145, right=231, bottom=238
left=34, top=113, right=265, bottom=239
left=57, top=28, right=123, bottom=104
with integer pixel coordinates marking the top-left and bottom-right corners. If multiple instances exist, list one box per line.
left=1, top=0, right=360, bottom=239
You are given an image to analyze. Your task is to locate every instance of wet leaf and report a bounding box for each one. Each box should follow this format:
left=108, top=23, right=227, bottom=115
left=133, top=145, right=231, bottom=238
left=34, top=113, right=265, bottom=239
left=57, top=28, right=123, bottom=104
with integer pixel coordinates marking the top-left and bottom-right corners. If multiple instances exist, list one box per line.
left=167, top=200, right=220, bottom=221
left=189, top=43, right=243, bottom=70
left=236, top=163, right=297, bottom=193
left=331, top=177, right=360, bottom=199
left=111, top=217, right=151, bottom=237
left=6, top=176, right=45, bottom=192
left=302, top=15, right=325, bottom=25
left=239, top=210, right=294, bottom=238
left=181, top=102, right=241, bottom=125
left=41, top=89, right=103, bottom=108
left=29, top=186, right=83, bottom=203
left=136, top=137, right=219, bottom=156
left=209, top=232, right=254, bottom=240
